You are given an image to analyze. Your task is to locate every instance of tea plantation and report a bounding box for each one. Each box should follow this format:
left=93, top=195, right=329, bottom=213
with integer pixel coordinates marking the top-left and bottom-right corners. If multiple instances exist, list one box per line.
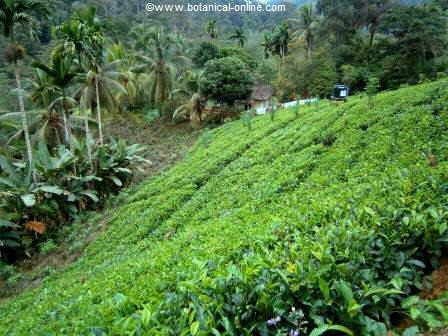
left=1, top=80, right=448, bottom=335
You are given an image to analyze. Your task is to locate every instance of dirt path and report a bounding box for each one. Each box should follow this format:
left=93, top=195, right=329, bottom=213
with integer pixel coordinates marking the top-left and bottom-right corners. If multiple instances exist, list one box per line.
left=106, top=115, right=201, bottom=182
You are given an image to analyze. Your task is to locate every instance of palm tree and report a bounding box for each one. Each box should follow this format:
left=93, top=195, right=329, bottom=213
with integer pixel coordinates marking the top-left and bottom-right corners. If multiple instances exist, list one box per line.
left=291, top=5, right=318, bottom=60
left=106, top=43, right=145, bottom=109
left=272, top=23, right=291, bottom=60
left=132, top=27, right=182, bottom=113
left=206, top=20, right=218, bottom=40
left=0, top=0, right=48, bottom=170
left=0, top=108, right=89, bottom=148
left=172, top=93, right=202, bottom=125
left=29, top=69, right=64, bottom=145
left=79, top=62, right=125, bottom=145
left=32, top=47, right=78, bottom=143
left=229, top=28, right=246, bottom=47
left=56, top=6, right=106, bottom=150
left=55, top=6, right=104, bottom=67
left=171, top=70, right=203, bottom=124
left=261, top=33, right=273, bottom=59
left=3, top=68, right=90, bottom=148
left=0, top=0, right=47, bottom=38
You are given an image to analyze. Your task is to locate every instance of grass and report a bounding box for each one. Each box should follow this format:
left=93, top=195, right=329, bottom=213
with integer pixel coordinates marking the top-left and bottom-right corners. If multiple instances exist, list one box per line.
left=0, top=80, right=448, bottom=335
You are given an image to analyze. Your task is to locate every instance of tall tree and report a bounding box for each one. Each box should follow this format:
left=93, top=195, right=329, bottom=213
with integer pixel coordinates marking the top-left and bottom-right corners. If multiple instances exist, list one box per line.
left=365, top=0, right=393, bottom=48
left=206, top=20, right=218, bottom=40
left=171, top=70, right=203, bottom=124
left=57, top=7, right=107, bottom=147
left=261, top=33, right=273, bottom=59
left=229, top=28, right=247, bottom=47
left=293, top=5, right=319, bottom=59
left=32, top=47, right=78, bottom=143
left=0, top=0, right=48, bottom=171
left=79, top=62, right=125, bottom=145
left=270, top=23, right=291, bottom=60
left=380, top=2, right=447, bottom=83
left=132, top=26, right=181, bottom=113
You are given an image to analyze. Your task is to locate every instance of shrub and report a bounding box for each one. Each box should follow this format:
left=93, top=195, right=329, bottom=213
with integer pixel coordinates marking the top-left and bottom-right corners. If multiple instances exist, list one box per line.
left=0, top=139, right=149, bottom=260
left=219, top=47, right=258, bottom=70
left=192, top=41, right=220, bottom=68
left=200, top=56, right=254, bottom=105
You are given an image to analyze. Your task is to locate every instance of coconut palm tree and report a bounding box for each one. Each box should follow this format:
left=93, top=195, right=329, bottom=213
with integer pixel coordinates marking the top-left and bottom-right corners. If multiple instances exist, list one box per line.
left=229, top=28, right=247, bottom=47
left=4, top=67, right=90, bottom=148
left=171, top=70, right=203, bottom=124
left=0, top=0, right=48, bottom=170
left=172, top=93, right=202, bottom=124
left=106, top=43, right=145, bottom=109
left=79, top=62, right=125, bottom=145
left=0, top=108, right=89, bottom=148
left=0, top=0, right=47, bottom=38
left=132, top=27, right=183, bottom=113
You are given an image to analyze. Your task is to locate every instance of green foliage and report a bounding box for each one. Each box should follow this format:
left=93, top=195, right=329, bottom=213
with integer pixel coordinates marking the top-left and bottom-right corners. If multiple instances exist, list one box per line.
left=278, top=52, right=337, bottom=99
left=39, top=239, right=57, bottom=255
left=341, top=65, right=369, bottom=91
left=229, top=28, right=247, bottom=48
left=402, top=294, right=448, bottom=330
left=0, top=220, right=21, bottom=257
left=0, top=139, right=148, bottom=259
left=219, top=47, right=258, bottom=70
left=0, top=0, right=49, bottom=40
left=366, top=76, right=380, bottom=107
left=0, top=79, right=447, bottom=334
left=241, top=109, right=254, bottom=131
left=206, top=20, right=218, bottom=40
left=192, top=41, right=220, bottom=68
left=143, top=108, right=161, bottom=124
left=379, top=3, right=447, bottom=87
left=264, top=23, right=291, bottom=59
left=200, top=56, right=254, bottom=105
left=193, top=43, right=258, bottom=71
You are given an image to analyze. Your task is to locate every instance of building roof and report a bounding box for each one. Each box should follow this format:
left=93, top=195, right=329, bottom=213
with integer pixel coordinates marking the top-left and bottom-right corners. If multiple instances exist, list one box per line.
left=250, top=85, right=273, bottom=101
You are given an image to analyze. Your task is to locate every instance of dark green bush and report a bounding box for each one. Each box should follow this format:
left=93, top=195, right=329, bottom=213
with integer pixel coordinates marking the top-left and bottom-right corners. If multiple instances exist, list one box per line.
left=200, top=56, right=254, bottom=105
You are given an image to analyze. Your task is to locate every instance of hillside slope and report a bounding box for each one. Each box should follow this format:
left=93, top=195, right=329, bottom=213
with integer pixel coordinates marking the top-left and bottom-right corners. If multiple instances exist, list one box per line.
left=1, top=81, right=448, bottom=335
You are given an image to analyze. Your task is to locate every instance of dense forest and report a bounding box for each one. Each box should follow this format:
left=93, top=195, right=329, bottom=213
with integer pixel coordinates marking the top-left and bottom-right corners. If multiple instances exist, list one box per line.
left=1, top=0, right=448, bottom=334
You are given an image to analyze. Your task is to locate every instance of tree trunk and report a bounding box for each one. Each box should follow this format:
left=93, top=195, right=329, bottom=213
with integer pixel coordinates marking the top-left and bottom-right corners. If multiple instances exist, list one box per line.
left=14, top=64, right=34, bottom=177
left=84, top=108, right=93, bottom=169
left=369, top=27, right=376, bottom=49
left=95, top=76, right=104, bottom=145
left=306, top=34, right=312, bottom=60
left=62, top=110, right=70, bottom=143
left=62, top=88, right=71, bottom=144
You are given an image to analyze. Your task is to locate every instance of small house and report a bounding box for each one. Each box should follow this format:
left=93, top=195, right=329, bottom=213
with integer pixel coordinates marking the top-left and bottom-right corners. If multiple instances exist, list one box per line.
left=250, top=85, right=274, bottom=115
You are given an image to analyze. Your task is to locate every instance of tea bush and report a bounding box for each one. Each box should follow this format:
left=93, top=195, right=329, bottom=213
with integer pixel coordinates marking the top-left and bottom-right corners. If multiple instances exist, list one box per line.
left=0, top=80, right=447, bottom=335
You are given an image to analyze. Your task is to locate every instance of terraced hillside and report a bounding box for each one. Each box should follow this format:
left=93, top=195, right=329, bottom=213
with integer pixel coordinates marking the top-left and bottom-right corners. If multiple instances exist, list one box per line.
left=1, top=80, right=448, bottom=335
